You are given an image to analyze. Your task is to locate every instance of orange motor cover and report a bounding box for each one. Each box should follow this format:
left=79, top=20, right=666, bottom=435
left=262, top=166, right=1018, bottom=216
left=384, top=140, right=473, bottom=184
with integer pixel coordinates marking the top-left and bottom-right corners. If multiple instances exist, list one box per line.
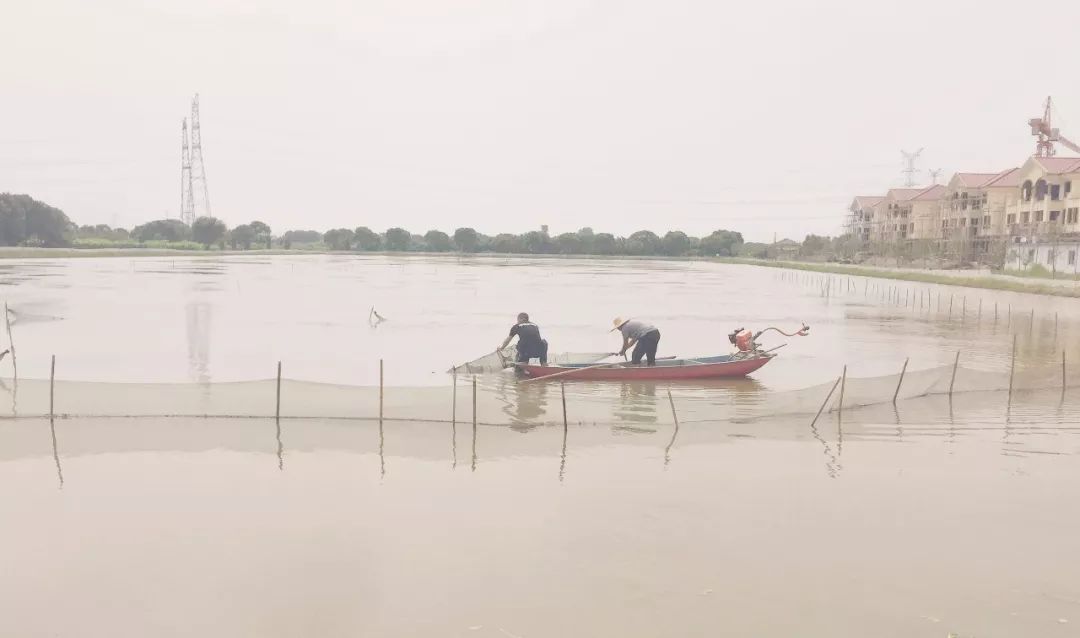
left=734, top=329, right=754, bottom=352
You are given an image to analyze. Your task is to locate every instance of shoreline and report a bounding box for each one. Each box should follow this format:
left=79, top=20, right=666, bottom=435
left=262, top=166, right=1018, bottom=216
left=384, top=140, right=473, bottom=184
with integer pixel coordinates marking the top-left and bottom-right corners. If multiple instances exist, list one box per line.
left=2, top=247, right=1078, bottom=298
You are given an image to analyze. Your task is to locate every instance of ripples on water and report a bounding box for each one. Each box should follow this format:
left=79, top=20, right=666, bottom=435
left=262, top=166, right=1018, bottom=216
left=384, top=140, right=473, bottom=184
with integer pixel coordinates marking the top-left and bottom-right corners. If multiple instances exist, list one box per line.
left=0, top=255, right=1078, bottom=636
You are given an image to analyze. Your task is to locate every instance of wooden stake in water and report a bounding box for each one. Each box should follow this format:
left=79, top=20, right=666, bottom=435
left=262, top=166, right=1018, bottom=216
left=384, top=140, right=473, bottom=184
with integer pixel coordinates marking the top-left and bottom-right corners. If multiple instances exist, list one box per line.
left=949, top=351, right=960, bottom=397
left=962, top=296, right=966, bottom=321
left=1030, top=308, right=1035, bottom=335
left=838, top=365, right=847, bottom=414
left=275, top=361, right=282, bottom=420
left=379, top=359, right=384, bottom=422
left=560, top=381, right=568, bottom=429
left=949, top=295, right=953, bottom=318
left=893, top=357, right=909, bottom=404
left=452, top=368, right=458, bottom=427
left=994, top=302, right=998, bottom=324
left=49, top=354, right=55, bottom=418
left=810, top=377, right=842, bottom=428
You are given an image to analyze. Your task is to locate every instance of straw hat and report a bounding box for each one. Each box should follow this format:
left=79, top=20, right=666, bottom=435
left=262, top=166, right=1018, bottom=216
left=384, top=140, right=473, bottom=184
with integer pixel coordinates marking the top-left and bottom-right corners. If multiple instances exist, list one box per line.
left=611, top=317, right=629, bottom=332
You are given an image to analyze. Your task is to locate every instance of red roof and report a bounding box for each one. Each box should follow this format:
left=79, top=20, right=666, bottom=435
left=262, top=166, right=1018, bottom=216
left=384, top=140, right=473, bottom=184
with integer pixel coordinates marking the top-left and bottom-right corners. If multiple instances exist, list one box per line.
left=885, top=188, right=925, bottom=201
left=984, top=167, right=1023, bottom=188
left=912, top=184, right=946, bottom=201
left=953, top=172, right=1001, bottom=188
left=1033, top=156, right=1080, bottom=174
left=852, top=195, right=884, bottom=209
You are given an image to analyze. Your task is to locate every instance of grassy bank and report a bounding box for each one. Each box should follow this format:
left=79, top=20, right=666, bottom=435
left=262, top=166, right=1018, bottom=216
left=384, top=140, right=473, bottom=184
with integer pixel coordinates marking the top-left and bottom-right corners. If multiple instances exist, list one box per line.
left=720, top=257, right=1080, bottom=298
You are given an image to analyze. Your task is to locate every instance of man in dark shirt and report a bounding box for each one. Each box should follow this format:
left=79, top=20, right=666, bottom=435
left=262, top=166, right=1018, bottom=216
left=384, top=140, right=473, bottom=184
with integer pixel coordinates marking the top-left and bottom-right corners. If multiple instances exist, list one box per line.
left=499, top=312, right=548, bottom=366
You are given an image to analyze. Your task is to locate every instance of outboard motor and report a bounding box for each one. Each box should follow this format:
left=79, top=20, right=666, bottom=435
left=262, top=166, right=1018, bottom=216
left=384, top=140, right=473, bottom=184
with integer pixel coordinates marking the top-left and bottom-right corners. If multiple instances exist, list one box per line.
left=727, top=327, right=758, bottom=353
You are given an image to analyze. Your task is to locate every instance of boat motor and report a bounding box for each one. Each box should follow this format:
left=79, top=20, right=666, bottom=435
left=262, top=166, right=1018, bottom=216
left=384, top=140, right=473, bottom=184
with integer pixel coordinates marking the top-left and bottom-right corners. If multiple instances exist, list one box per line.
left=727, top=327, right=759, bottom=353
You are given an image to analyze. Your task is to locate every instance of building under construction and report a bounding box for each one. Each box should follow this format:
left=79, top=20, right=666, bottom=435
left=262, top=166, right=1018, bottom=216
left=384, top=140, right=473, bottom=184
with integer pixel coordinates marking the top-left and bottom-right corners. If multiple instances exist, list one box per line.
left=847, top=97, right=1080, bottom=270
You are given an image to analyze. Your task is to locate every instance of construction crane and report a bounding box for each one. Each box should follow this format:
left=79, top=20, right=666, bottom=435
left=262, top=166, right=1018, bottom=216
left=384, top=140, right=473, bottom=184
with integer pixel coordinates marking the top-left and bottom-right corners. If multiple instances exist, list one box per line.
left=1029, top=96, right=1080, bottom=157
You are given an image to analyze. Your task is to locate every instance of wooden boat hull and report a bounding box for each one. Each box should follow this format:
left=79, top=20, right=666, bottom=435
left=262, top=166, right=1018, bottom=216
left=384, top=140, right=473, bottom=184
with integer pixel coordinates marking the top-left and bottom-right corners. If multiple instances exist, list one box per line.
left=519, top=354, right=773, bottom=381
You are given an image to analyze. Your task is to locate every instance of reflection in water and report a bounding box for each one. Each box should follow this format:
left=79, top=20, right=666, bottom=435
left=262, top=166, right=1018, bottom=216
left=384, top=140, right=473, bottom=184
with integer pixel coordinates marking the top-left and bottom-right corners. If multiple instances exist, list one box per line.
left=614, top=383, right=658, bottom=425
left=274, top=418, right=284, bottom=471
left=185, top=301, right=212, bottom=383
left=664, top=388, right=680, bottom=468
left=49, top=417, right=64, bottom=488
left=379, top=417, right=386, bottom=479
left=495, top=379, right=549, bottom=431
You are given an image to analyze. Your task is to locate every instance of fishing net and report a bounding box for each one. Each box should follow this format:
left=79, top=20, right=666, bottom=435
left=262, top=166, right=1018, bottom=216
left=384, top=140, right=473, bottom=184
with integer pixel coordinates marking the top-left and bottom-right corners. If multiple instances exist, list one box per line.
left=449, top=348, right=613, bottom=374
left=0, top=356, right=1073, bottom=427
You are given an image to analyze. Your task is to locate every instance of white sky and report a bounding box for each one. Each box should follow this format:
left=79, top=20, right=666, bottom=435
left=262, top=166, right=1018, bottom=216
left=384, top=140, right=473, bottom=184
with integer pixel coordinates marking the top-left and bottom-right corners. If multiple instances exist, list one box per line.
left=3, top=0, right=1080, bottom=241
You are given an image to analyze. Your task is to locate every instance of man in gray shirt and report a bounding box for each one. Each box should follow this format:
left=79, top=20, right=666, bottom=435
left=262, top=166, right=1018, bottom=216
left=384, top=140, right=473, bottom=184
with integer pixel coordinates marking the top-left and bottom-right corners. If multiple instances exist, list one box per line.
left=611, top=317, right=661, bottom=366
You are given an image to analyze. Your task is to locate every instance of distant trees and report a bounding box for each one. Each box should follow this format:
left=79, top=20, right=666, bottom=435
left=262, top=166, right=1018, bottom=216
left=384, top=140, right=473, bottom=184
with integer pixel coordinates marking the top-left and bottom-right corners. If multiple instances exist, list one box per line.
left=323, top=228, right=355, bottom=251
left=249, top=220, right=272, bottom=249
left=131, top=219, right=190, bottom=243
left=424, top=230, right=452, bottom=252
left=662, top=231, right=691, bottom=256
left=0, top=193, right=778, bottom=260
left=280, top=229, right=321, bottom=248
left=191, top=217, right=227, bottom=248
left=699, top=230, right=744, bottom=256
left=453, top=227, right=480, bottom=253
left=801, top=234, right=829, bottom=257
left=353, top=226, right=381, bottom=251
left=385, top=227, right=411, bottom=251
left=229, top=224, right=256, bottom=250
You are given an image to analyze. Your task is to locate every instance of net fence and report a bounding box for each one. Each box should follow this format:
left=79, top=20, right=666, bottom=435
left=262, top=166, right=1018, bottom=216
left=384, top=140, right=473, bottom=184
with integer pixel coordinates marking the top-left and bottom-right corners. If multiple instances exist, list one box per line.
left=0, top=357, right=1073, bottom=426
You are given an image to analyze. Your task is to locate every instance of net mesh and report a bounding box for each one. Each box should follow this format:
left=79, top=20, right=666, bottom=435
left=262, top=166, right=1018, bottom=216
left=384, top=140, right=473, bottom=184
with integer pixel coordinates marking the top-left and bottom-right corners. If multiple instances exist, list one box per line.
left=449, top=348, right=613, bottom=374
left=0, top=357, right=1074, bottom=426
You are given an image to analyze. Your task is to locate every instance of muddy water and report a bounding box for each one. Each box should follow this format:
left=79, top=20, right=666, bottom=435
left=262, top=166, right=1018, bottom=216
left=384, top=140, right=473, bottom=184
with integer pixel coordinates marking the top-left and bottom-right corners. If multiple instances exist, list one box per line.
left=1, top=255, right=1079, bottom=636
left=1, top=406, right=1078, bottom=637
left=3, top=254, right=1080, bottom=388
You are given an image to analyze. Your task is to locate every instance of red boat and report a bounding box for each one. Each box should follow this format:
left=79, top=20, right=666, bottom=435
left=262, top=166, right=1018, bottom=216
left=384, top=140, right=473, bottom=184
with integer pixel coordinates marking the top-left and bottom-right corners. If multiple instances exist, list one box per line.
left=519, top=353, right=774, bottom=381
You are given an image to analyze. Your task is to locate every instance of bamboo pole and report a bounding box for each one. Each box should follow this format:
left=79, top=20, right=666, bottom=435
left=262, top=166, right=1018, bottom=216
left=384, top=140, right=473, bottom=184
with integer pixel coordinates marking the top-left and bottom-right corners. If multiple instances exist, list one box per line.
left=379, top=359, right=384, bottom=422
left=561, top=382, right=568, bottom=429
left=1030, top=308, right=1035, bottom=335
left=471, top=376, right=478, bottom=471
left=838, top=365, right=847, bottom=414
left=452, top=368, right=457, bottom=427
left=949, top=351, right=960, bottom=397
left=962, top=296, right=966, bottom=321
left=1062, top=350, right=1067, bottom=396
left=667, top=387, right=680, bottom=428
left=49, top=354, right=55, bottom=418
left=978, top=298, right=982, bottom=322
left=893, top=357, right=909, bottom=404
left=810, top=377, right=842, bottom=428
left=275, top=361, right=282, bottom=419
left=948, top=295, right=953, bottom=318
left=994, top=302, right=998, bottom=324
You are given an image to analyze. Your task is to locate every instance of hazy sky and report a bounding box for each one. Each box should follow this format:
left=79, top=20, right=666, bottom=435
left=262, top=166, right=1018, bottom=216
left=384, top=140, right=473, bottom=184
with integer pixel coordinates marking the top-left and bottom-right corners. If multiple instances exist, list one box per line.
left=4, top=0, right=1080, bottom=241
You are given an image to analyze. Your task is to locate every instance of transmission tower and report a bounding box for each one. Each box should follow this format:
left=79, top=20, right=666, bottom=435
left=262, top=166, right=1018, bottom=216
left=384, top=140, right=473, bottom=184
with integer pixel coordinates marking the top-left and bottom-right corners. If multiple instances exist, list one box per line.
left=189, top=94, right=212, bottom=219
left=180, top=119, right=194, bottom=226
left=901, top=148, right=923, bottom=187
left=929, top=168, right=942, bottom=185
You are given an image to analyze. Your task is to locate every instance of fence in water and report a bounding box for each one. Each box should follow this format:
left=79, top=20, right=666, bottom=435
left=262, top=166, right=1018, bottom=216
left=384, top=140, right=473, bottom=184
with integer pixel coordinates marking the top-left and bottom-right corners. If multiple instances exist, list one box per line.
left=0, top=347, right=1076, bottom=427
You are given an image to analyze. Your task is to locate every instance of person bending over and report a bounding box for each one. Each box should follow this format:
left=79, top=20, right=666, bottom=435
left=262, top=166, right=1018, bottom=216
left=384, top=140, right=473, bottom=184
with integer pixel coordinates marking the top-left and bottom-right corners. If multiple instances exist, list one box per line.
left=612, top=317, right=661, bottom=366
left=500, top=312, right=548, bottom=366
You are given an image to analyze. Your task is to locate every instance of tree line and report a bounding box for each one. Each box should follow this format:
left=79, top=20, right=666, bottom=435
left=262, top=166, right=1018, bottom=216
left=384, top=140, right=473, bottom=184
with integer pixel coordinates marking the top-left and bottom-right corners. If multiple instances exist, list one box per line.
left=304, top=226, right=747, bottom=257
left=4, top=192, right=842, bottom=259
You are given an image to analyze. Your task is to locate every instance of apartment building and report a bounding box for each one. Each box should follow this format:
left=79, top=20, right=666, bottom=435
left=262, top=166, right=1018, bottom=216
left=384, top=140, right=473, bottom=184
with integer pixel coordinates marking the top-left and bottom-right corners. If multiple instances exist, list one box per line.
left=847, top=155, right=1080, bottom=262
left=1002, top=156, right=1080, bottom=237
